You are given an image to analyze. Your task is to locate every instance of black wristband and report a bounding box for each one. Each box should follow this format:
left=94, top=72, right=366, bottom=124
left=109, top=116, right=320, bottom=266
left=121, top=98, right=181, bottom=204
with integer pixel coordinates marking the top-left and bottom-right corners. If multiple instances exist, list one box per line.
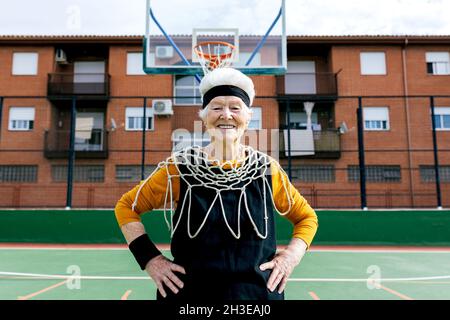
left=128, top=234, right=162, bottom=270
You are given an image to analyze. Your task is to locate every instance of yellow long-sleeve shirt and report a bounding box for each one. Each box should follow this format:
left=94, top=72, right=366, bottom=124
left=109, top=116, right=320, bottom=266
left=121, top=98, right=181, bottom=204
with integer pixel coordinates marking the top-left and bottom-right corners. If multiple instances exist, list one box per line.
left=115, top=161, right=318, bottom=248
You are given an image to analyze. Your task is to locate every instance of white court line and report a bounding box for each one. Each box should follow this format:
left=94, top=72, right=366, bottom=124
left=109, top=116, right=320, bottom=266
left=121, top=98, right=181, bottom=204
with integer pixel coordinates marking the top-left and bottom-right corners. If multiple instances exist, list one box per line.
left=2, top=271, right=450, bottom=282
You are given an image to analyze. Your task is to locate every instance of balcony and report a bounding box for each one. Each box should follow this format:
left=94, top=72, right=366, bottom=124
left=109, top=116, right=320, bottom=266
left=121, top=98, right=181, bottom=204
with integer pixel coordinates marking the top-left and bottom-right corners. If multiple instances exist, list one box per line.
left=279, top=129, right=341, bottom=159
left=44, top=129, right=109, bottom=159
left=277, top=72, right=338, bottom=98
left=47, top=73, right=110, bottom=97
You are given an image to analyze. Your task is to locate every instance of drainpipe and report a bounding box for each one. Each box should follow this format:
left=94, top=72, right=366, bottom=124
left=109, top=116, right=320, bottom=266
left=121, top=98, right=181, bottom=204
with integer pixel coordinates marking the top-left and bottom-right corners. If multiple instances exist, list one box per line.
left=141, top=97, right=148, bottom=180
left=286, top=98, right=292, bottom=180
left=401, top=37, right=415, bottom=207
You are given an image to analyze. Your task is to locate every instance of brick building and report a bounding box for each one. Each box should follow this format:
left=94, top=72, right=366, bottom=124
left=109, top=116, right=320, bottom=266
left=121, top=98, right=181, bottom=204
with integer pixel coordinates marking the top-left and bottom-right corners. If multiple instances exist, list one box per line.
left=0, top=35, right=449, bottom=208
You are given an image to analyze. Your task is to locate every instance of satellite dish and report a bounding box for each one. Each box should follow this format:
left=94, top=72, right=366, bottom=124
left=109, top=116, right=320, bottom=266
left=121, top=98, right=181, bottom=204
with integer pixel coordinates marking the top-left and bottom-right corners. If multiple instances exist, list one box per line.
left=111, top=118, right=117, bottom=131
left=339, top=121, right=348, bottom=134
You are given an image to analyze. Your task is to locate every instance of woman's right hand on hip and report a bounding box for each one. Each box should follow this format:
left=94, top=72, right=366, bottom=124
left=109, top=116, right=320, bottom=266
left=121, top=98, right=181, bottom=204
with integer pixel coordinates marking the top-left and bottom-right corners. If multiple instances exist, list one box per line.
left=144, top=255, right=186, bottom=298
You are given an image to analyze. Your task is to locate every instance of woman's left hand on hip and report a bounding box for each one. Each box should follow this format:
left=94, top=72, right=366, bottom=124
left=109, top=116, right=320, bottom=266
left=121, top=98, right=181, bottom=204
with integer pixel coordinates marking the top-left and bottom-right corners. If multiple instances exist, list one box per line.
left=259, top=238, right=307, bottom=293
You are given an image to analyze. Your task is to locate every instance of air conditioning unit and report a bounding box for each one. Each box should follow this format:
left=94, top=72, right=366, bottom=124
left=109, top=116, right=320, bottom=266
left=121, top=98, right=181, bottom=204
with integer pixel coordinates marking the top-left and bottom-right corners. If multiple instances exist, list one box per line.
left=155, top=46, right=174, bottom=59
left=55, top=48, right=67, bottom=64
left=152, top=99, right=174, bottom=116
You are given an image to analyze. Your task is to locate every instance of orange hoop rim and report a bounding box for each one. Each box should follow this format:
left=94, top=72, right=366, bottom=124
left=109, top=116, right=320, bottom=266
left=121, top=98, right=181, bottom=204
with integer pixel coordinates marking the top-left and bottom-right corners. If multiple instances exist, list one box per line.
left=193, top=41, right=236, bottom=60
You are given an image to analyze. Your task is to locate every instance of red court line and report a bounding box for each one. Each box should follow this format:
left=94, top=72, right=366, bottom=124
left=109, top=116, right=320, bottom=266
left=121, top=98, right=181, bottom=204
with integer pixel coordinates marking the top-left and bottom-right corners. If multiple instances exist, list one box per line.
left=121, top=290, right=132, bottom=300
left=378, top=284, right=414, bottom=300
left=17, top=280, right=67, bottom=300
left=308, top=291, right=320, bottom=300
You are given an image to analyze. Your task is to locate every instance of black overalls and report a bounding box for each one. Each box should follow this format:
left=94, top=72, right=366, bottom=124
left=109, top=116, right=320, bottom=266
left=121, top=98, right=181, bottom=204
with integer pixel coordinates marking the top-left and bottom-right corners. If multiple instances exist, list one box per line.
left=157, top=156, right=284, bottom=301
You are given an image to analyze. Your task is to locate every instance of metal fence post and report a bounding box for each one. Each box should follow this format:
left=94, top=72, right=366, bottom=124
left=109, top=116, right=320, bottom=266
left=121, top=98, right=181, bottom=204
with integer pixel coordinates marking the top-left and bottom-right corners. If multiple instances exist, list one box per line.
left=357, top=97, right=368, bottom=210
left=141, top=97, right=148, bottom=180
left=286, top=98, right=292, bottom=180
left=66, top=96, right=77, bottom=209
left=430, top=96, right=442, bottom=209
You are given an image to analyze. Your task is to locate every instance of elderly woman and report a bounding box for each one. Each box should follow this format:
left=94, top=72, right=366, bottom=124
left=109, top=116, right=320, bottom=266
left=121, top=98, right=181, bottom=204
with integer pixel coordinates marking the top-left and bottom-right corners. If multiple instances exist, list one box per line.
left=115, top=67, right=318, bottom=301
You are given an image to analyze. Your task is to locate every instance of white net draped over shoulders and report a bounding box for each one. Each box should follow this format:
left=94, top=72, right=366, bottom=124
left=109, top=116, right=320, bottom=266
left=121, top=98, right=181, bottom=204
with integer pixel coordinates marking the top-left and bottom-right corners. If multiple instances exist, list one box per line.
left=132, top=146, right=292, bottom=239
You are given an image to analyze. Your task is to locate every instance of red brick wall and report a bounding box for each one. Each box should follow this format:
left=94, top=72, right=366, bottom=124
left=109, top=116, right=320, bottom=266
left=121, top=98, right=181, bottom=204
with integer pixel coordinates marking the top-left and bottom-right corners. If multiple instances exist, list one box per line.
left=0, top=46, right=54, bottom=96
left=0, top=40, right=449, bottom=208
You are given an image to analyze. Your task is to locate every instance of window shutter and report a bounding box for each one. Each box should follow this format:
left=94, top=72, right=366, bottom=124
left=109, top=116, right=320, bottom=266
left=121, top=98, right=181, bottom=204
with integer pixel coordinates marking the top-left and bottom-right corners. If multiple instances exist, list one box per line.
left=12, top=52, right=38, bottom=75
left=10, top=107, right=35, bottom=120
left=426, top=52, right=449, bottom=63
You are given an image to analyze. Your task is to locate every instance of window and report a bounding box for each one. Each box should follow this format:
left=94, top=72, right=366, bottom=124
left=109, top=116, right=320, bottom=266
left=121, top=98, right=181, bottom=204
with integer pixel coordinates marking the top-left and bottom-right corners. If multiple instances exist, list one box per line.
left=426, top=52, right=450, bottom=75
left=364, top=107, right=389, bottom=131
left=52, top=165, right=104, bottom=182
left=285, top=61, right=316, bottom=94
left=127, top=52, right=143, bottom=75
left=433, top=107, right=450, bottom=130
left=360, top=52, right=386, bottom=75
left=9, top=107, right=35, bottom=131
left=12, top=52, right=38, bottom=75
left=75, top=112, right=104, bottom=151
left=348, top=165, right=401, bottom=183
left=248, top=107, right=262, bottom=130
left=172, top=131, right=210, bottom=151
left=284, top=165, right=335, bottom=183
left=420, top=165, right=450, bottom=183
left=286, top=112, right=319, bottom=130
left=73, top=61, right=105, bottom=84
left=0, top=165, right=37, bottom=182
left=127, top=52, right=154, bottom=75
left=174, top=75, right=201, bottom=105
left=116, top=165, right=157, bottom=182
left=127, top=52, right=144, bottom=75
left=125, top=107, right=154, bottom=131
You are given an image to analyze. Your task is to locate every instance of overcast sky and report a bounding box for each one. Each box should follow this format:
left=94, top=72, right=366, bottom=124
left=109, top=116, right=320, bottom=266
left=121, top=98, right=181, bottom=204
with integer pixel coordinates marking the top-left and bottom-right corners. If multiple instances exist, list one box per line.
left=0, top=0, right=449, bottom=36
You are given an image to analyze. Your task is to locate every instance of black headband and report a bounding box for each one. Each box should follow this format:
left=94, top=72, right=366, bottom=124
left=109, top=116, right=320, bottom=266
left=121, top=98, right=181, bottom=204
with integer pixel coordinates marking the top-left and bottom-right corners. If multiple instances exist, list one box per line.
left=202, top=85, right=251, bottom=108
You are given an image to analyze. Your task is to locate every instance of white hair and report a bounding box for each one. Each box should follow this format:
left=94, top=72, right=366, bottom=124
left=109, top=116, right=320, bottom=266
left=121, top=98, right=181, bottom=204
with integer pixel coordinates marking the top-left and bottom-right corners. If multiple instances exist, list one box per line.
left=199, top=68, right=255, bottom=106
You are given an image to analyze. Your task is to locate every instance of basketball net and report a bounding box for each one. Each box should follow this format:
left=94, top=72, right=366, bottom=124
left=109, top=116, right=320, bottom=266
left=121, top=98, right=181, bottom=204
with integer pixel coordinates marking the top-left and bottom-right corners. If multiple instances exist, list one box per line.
left=132, top=146, right=293, bottom=240
left=194, top=41, right=236, bottom=74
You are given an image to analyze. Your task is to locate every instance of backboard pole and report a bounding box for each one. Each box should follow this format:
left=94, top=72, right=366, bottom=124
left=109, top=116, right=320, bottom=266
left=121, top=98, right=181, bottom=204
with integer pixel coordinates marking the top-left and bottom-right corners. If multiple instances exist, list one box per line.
left=245, top=1, right=285, bottom=67
left=147, top=0, right=202, bottom=82
left=145, top=0, right=151, bottom=70
left=281, top=0, right=287, bottom=70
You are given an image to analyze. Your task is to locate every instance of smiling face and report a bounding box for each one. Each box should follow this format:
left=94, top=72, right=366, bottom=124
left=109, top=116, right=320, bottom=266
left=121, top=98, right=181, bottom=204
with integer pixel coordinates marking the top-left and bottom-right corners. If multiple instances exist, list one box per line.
left=203, top=96, right=252, bottom=143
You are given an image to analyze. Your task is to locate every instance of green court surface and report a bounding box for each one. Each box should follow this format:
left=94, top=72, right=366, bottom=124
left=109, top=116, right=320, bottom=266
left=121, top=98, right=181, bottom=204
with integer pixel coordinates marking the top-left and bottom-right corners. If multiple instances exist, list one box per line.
left=1, top=246, right=450, bottom=300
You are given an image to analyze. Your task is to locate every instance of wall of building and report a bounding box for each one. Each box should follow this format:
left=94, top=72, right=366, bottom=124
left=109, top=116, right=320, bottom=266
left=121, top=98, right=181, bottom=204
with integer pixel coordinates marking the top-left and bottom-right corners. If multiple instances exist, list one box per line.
left=0, top=37, right=449, bottom=209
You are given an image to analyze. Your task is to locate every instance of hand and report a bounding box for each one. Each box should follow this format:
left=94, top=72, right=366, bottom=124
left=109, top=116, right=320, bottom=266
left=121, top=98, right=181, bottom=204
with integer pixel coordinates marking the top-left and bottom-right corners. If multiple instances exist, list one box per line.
left=259, top=238, right=307, bottom=293
left=145, top=254, right=186, bottom=298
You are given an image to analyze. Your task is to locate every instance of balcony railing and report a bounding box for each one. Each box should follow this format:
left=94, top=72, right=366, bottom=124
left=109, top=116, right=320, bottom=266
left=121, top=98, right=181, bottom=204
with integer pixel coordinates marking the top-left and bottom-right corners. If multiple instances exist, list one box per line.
left=44, top=129, right=109, bottom=159
left=279, top=128, right=341, bottom=159
left=277, top=72, right=337, bottom=96
left=48, top=73, right=110, bottom=96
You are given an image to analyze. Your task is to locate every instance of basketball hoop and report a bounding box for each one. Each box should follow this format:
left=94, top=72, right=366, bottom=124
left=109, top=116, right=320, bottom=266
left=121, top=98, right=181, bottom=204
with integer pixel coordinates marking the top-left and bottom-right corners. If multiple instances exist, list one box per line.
left=193, top=41, right=236, bottom=74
